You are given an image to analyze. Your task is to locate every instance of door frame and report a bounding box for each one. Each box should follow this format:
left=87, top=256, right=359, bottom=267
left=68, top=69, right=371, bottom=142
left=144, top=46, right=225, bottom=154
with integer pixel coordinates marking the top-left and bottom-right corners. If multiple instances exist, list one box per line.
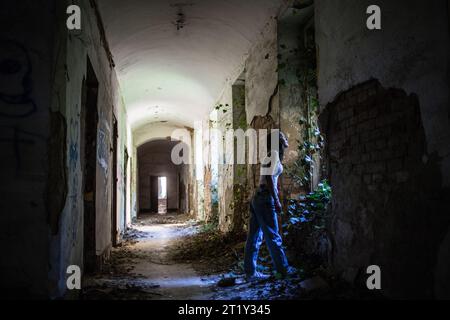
left=111, top=114, right=118, bottom=247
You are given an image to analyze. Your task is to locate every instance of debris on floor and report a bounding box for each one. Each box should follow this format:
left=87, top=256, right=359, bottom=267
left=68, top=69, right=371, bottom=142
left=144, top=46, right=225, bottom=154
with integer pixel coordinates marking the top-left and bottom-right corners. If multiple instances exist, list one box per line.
left=168, top=227, right=247, bottom=275
left=81, top=213, right=214, bottom=300
left=80, top=213, right=379, bottom=300
left=217, top=277, right=237, bottom=287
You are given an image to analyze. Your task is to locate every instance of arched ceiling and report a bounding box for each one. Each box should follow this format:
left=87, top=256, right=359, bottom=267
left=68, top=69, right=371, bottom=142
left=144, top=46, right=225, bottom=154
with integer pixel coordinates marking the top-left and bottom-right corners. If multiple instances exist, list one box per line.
left=133, top=122, right=190, bottom=147
left=137, top=139, right=182, bottom=156
left=97, top=0, right=285, bottom=131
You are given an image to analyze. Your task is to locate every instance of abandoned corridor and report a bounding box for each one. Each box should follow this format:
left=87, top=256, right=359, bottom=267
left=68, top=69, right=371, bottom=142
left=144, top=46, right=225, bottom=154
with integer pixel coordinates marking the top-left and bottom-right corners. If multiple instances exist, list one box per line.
left=1, top=0, right=450, bottom=300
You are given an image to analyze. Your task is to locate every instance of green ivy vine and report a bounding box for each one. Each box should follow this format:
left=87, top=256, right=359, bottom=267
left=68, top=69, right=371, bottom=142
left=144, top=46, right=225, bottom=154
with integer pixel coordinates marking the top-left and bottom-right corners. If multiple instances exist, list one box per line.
left=282, top=25, right=325, bottom=190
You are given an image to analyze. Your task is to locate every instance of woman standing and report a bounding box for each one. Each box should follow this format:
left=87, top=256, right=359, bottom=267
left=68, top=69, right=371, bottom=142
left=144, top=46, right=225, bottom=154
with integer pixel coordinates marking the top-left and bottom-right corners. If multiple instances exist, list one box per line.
left=244, top=130, right=295, bottom=281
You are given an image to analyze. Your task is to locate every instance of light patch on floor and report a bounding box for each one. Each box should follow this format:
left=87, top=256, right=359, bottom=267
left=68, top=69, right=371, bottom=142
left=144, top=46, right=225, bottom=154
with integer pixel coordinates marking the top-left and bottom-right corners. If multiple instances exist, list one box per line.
left=82, top=214, right=219, bottom=300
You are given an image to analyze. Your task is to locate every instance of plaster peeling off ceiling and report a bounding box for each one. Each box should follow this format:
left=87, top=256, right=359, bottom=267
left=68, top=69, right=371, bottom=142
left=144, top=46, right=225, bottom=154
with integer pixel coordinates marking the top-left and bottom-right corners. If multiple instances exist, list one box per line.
left=97, top=0, right=285, bottom=130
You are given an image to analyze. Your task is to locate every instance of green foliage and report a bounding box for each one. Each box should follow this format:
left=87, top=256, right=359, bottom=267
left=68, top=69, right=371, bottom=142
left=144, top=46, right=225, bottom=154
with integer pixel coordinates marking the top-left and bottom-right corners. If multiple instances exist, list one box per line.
left=282, top=31, right=324, bottom=190
left=210, top=183, right=219, bottom=206
left=285, top=117, right=324, bottom=188
left=284, top=180, right=332, bottom=231
left=235, top=165, right=246, bottom=179
left=200, top=222, right=218, bottom=233
left=209, top=183, right=219, bottom=226
left=237, top=117, right=248, bottom=130
left=229, top=183, right=248, bottom=212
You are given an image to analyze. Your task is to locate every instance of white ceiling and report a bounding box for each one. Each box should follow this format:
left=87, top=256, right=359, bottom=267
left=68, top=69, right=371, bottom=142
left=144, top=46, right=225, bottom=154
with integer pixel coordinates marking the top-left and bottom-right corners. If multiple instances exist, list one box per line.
left=97, top=0, right=285, bottom=131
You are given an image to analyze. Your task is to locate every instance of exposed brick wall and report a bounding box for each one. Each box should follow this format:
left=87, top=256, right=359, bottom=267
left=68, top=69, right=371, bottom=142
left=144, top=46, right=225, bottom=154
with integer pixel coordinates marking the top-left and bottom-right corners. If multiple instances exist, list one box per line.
left=325, top=80, right=424, bottom=190
left=320, top=79, right=450, bottom=298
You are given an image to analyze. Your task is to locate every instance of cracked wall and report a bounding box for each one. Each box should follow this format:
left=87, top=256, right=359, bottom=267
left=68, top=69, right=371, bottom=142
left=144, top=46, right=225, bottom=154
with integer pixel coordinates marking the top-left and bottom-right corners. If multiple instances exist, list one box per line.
left=278, top=4, right=320, bottom=198
left=320, top=80, right=450, bottom=298
left=210, top=17, right=282, bottom=233
left=315, top=0, right=450, bottom=298
left=47, top=0, right=132, bottom=298
left=210, top=13, right=312, bottom=234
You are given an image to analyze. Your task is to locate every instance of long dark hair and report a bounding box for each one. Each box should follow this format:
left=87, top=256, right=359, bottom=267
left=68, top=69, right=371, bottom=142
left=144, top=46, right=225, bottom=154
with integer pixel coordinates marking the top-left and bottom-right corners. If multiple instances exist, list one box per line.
left=266, top=130, right=287, bottom=162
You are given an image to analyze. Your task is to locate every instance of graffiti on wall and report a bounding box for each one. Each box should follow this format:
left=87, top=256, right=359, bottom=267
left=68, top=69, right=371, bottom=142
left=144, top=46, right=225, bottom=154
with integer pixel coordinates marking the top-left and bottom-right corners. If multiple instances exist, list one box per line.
left=0, top=40, right=37, bottom=118
left=98, top=125, right=109, bottom=173
left=68, top=115, right=81, bottom=243
left=68, top=116, right=80, bottom=213
left=0, top=39, right=45, bottom=176
left=0, top=125, right=46, bottom=173
left=98, top=119, right=111, bottom=202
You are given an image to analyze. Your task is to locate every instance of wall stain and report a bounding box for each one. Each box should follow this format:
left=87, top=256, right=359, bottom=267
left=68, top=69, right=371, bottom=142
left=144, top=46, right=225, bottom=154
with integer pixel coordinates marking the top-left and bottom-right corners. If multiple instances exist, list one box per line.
left=47, top=112, right=68, bottom=235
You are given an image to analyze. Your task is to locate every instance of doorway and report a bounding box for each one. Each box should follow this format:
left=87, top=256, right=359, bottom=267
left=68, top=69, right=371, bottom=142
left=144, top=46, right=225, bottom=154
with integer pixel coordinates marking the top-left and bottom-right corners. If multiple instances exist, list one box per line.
left=123, top=148, right=129, bottom=229
left=150, top=175, right=158, bottom=213
left=137, top=140, right=186, bottom=215
left=149, top=176, right=167, bottom=214
left=81, top=57, right=99, bottom=273
left=158, top=176, right=167, bottom=214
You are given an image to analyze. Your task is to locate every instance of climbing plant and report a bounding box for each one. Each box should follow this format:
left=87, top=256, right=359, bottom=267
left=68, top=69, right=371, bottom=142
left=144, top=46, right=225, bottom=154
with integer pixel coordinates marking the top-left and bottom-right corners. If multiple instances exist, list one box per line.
left=282, top=180, right=332, bottom=269
left=209, top=183, right=219, bottom=227
left=276, top=20, right=333, bottom=270
left=282, top=24, right=325, bottom=191
left=284, top=180, right=331, bottom=231
left=284, top=93, right=324, bottom=189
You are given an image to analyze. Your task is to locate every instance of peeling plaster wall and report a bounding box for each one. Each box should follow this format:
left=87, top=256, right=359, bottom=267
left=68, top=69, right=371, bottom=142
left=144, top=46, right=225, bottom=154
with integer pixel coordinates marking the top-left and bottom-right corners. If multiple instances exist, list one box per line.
left=315, top=0, right=450, bottom=186
left=278, top=8, right=305, bottom=166
left=202, top=111, right=220, bottom=224
left=320, top=80, right=450, bottom=298
left=130, top=146, right=138, bottom=220
left=278, top=5, right=317, bottom=196
left=202, top=118, right=214, bottom=223
left=230, top=83, right=249, bottom=233
left=178, top=159, right=191, bottom=215
left=212, top=17, right=281, bottom=233
left=315, top=0, right=450, bottom=298
left=216, top=97, right=234, bottom=232
left=192, top=126, right=203, bottom=219
left=246, top=18, right=279, bottom=125
left=0, top=0, right=56, bottom=298
left=48, top=0, right=130, bottom=297
left=244, top=18, right=280, bottom=216
left=115, top=99, right=133, bottom=238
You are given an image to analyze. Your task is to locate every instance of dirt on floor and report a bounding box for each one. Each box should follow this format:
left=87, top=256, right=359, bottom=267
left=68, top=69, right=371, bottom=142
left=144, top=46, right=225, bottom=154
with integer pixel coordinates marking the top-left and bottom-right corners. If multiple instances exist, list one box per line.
left=81, top=213, right=216, bottom=300
left=167, top=226, right=247, bottom=275
left=79, top=213, right=378, bottom=300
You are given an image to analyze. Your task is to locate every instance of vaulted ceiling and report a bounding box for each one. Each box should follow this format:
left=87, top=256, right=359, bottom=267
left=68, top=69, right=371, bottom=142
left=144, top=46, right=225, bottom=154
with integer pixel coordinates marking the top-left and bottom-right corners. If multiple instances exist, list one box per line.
left=97, top=0, right=285, bottom=132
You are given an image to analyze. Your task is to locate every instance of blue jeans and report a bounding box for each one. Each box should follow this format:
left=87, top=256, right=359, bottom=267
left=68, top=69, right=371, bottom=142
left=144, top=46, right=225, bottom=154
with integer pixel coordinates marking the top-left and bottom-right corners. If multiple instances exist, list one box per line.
left=244, top=187, right=289, bottom=275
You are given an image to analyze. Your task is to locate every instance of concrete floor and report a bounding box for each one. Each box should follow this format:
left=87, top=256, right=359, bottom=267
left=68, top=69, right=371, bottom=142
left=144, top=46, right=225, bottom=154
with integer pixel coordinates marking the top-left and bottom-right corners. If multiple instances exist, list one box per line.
left=130, top=215, right=217, bottom=299
left=82, top=214, right=219, bottom=300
